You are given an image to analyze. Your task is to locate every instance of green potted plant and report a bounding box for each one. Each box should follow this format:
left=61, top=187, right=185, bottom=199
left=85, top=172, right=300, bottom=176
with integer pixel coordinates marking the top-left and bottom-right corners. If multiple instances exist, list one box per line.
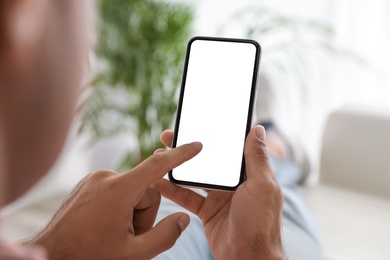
left=79, top=0, right=193, bottom=170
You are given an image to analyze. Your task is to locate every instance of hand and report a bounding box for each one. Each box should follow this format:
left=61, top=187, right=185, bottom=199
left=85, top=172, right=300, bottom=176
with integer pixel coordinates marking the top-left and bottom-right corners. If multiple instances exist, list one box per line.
left=24, top=142, right=202, bottom=260
left=154, top=126, right=285, bottom=260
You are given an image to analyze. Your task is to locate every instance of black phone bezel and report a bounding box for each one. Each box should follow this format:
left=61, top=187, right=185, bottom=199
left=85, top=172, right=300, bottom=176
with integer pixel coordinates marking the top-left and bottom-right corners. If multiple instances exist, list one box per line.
left=168, top=36, right=262, bottom=191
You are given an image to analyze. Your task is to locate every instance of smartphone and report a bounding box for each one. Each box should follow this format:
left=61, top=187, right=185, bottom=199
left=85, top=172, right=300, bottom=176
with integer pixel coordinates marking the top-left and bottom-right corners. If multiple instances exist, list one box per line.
left=169, top=36, right=261, bottom=191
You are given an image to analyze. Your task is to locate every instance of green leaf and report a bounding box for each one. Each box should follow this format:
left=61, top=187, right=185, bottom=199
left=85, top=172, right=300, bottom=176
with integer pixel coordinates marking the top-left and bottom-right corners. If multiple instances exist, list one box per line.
left=79, top=0, right=193, bottom=169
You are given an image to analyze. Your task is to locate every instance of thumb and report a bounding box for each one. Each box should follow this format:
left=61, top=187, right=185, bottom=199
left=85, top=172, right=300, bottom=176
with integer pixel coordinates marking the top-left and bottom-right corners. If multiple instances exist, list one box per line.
left=244, top=125, right=273, bottom=180
left=134, top=213, right=190, bottom=259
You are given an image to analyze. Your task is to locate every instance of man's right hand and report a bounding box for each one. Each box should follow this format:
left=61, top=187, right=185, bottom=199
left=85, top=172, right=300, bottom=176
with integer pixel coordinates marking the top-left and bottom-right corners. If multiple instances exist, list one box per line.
left=23, top=142, right=202, bottom=260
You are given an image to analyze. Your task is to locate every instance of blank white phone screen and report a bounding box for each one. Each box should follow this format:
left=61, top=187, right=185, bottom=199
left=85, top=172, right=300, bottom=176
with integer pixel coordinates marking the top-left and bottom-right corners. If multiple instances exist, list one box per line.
left=172, top=39, right=258, bottom=188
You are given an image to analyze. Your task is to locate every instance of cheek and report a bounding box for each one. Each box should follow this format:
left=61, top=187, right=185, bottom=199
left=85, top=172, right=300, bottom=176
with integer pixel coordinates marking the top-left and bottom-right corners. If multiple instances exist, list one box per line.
left=30, top=0, right=90, bottom=142
left=0, top=55, right=84, bottom=203
left=0, top=1, right=90, bottom=202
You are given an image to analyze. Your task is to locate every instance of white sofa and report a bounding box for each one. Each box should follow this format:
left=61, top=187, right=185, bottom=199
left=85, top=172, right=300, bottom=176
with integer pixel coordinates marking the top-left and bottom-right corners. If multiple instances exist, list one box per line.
left=305, top=106, right=390, bottom=260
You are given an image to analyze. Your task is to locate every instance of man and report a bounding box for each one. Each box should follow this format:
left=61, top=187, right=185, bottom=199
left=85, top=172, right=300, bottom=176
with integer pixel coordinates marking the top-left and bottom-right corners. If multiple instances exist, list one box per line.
left=0, top=1, right=285, bottom=259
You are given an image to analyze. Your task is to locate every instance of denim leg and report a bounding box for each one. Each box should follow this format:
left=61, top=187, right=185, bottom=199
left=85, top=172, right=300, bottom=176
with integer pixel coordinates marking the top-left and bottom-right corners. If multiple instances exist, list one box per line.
left=270, top=155, right=324, bottom=259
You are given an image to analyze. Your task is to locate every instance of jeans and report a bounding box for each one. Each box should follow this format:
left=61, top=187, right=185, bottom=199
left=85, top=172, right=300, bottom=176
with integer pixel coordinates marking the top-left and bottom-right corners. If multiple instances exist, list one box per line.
left=154, top=155, right=324, bottom=259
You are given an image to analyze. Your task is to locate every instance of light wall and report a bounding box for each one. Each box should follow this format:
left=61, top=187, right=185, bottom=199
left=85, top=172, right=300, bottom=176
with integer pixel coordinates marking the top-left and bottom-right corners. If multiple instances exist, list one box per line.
left=186, top=0, right=390, bottom=181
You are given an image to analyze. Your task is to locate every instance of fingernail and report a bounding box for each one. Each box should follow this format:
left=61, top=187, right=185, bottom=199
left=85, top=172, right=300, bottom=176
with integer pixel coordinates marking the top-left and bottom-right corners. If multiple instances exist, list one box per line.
left=255, top=125, right=265, bottom=139
left=191, top=142, right=202, bottom=148
left=178, top=214, right=190, bottom=232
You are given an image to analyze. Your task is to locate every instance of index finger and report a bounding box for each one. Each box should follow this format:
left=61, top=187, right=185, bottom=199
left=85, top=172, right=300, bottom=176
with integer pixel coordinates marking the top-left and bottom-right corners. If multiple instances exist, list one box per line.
left=123, top=142, right=202, bottom=192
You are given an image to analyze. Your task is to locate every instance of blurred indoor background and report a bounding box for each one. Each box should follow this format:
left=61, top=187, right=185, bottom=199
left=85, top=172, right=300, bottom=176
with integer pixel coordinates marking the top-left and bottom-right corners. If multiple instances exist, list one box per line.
left=1, top=0, right=390, bottom=259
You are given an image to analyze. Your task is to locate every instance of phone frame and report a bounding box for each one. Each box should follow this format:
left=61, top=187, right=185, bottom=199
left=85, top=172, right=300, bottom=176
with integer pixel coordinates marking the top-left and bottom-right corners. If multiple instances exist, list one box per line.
left=168, top=36, right=261, bottom=191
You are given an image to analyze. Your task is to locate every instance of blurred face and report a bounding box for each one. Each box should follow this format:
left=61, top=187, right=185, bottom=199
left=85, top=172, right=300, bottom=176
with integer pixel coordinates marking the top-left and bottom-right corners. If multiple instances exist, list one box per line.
left=0, top=1, right=90, bottom=205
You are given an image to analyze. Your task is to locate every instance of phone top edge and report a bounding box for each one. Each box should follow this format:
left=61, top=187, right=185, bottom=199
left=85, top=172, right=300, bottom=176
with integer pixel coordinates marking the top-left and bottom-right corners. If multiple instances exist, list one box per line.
left=189, top=36, right=261, bottom=52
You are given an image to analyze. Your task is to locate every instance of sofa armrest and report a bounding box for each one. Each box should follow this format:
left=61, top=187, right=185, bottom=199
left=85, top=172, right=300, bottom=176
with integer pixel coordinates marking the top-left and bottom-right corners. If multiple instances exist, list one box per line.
left=320, top=105, right=390, bottom=199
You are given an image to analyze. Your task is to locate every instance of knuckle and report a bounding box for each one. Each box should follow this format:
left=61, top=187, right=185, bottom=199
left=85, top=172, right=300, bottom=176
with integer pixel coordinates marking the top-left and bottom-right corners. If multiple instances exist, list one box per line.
left=181, top=191, right=193, bottom=207
left=261, top=180, right=274, bottom=194
left=90, top=170, right=117, bottom=180
left=153, top=148, right=165, bottom=154
left=79, top=172, right=93, bottom=184
left=245, top=139, right=269, bottom=162
left=148, top=152, right=166, bottom=165
left=81, top=170, right=118, bottom=190
left=147, top=152, right=173, bottom=172
left=260, top=175, right=280, bottom=194
left=268, top=180, right=283, bottom=203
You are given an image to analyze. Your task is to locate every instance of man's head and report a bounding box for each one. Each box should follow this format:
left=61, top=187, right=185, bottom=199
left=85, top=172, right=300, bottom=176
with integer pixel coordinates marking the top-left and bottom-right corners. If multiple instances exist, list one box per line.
left=0, top=1, right=90, bottom=205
